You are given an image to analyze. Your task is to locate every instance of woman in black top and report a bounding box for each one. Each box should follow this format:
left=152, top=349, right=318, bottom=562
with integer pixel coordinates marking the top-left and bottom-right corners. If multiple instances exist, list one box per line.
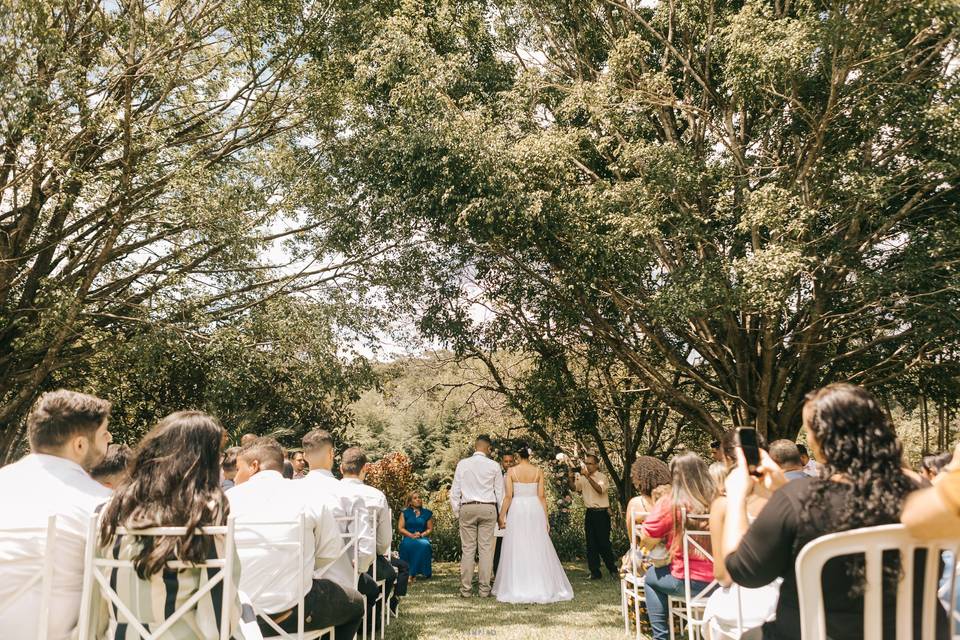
left=721, top=384, right=947, bottom=639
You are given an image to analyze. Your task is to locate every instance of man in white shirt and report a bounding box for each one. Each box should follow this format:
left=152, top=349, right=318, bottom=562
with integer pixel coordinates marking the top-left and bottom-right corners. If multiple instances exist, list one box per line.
left=339, top=447, right=397, bottom=633
left=450, top=434, right=505, bottom=597
left=228, top=437, right=363, bottom=640
left=0, top=389, right=113, bottom=640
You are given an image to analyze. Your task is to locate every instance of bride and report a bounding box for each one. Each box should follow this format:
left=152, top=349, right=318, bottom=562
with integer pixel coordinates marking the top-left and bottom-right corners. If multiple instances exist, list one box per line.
left=492, top=444, right=574, bottom=604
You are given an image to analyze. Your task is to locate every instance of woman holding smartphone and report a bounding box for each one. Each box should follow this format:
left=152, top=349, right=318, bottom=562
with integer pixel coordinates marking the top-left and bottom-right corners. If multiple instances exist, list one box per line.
left=720, top=384, right=947, bottom=639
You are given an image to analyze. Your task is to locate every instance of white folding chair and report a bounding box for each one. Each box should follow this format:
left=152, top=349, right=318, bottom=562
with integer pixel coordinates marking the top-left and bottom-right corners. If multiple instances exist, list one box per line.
left=0, top=514, right=58, bottom=640
left=234, top=512, right=333, bottom=640
left=667, top=512, right=721, bottom=640
left=796, top=523, right=960, bottom=640
left=77, top=514, right=238, bottom=640
left=367, top=509, right=387, bottom=640
left=321, top=513, right=361, bottom=639
left=621, top=510, right=647, bottom=639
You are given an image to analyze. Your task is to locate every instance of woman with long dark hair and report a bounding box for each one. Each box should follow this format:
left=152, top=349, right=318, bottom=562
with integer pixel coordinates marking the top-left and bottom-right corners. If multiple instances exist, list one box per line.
left=639, top=452, right=717, bottom=640
left=85, top=411, right=245, bottom=639
left=722, top=384, right=947, bottom=639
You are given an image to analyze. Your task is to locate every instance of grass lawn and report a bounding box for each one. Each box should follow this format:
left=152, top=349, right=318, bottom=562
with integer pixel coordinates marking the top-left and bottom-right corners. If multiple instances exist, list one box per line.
left=385, top=561, right=634, bottom=640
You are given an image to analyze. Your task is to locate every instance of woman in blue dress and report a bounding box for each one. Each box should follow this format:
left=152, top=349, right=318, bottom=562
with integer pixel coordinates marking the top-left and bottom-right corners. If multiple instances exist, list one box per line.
left=398, top=491, right=433, bottom=579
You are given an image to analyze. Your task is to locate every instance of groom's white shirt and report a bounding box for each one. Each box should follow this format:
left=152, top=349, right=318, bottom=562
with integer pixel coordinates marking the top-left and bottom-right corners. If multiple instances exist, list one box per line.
left=449, top=451, right=505, bottom=517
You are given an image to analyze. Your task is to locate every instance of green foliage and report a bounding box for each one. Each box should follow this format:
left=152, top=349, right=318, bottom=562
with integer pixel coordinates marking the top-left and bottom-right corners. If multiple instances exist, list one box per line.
left=365, top=452, right=419, bottom=515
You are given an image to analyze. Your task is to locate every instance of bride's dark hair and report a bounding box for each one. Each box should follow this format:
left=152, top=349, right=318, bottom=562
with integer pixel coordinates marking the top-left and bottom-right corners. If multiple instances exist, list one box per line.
left=515, top=442, right=531, bottom=459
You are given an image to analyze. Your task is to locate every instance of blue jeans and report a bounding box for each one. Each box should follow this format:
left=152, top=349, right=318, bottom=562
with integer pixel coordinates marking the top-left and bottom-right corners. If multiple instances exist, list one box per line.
left=643, top=564, right=712, bottom=640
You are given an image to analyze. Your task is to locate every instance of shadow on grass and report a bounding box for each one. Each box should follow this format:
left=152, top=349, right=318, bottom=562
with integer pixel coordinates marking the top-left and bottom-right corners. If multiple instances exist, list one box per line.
left=387, top=562, right=629, bottom=640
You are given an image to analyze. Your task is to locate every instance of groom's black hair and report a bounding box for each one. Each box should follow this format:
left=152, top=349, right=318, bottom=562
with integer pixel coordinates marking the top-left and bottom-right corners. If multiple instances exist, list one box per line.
left=476, top=434, right=492, bottom=445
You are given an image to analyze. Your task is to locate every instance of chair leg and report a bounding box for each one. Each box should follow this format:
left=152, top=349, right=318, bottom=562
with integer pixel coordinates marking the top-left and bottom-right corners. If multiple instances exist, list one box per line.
left=633, top=587, right=642, bottom=640
left=621, top=581, right=629, bottom=636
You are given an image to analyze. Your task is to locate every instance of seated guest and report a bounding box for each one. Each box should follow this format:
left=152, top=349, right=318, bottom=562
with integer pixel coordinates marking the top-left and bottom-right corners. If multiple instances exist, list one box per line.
left=339, top=447, right=397, bottom=632
left=221, top=445, right=240, bottom=490
left=87, top=411, right=246, bottom=639
left=640, top=452, right=717, bottom=640
left=796, top=443, right=820, bottom=476
left=390, top=556, right=410, bottom=613
left=703, top=429, right=779, bottom=639
left=708, top=462, right=727, bottom=495
left=920, top=451, right=953, bottom=482
left=228, top=437, right=364, bottom=640
left=723, top=384, right=947, bottom=639
left=300, top=431, right=378, bottom=612
left=0, top=390, right=112, bottom=640
left=398, top=491, right=434, bottom=579
left=90, top=443, right=133, bottom=489
left=623, top=456, right=671, bottom=573
left=289, top=450, right=307, bottom=478
left=282, top=458, right=295, bottom=479
left=768, top=439, right=808, bottom=481
left=240, top=432, right=258, bottom=447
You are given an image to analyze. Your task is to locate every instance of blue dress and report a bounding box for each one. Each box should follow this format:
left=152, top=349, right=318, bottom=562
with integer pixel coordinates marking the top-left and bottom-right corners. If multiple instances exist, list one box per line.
left=399, top=507, right=433, bottom=578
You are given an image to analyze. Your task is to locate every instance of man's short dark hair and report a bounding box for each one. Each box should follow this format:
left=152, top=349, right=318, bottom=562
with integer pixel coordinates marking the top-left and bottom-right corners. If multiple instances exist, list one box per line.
left=585, top=454, right=600, bottom=464
left=302, top=429, right=334, bottom=453
left=287, top=449, right=303, bottom=460
left=476, top=434, right=492, bottom=445
left=239, top=437, right=284, bottom=471
left=90, top=444, right=132, bottom=481
left=769, top=439, right=803, bottom=467
left=221, top=446, right=241, bottom=472
left=340, top=447, right=368, bottom=475
left=796, top=443, right=809, bottom=458
left=27, top=389, right=112, bottom=452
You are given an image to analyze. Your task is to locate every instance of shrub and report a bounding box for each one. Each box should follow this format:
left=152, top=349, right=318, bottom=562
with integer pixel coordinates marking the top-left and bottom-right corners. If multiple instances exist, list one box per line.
left=364, top=452, right=418, bottom=515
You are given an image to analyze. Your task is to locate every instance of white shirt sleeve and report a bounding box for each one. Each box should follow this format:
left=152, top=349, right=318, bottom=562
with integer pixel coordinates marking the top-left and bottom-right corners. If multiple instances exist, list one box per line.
left=494, top=463, right=505, bottom=510
left=377, top=503, right=392, bottom=555
left=450, top=461, right=463, bottom=516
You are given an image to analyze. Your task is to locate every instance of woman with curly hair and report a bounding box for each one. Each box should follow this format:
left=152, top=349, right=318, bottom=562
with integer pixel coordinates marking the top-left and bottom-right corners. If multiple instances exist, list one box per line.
left=84, top=411, right=246, bottom=640
left=721, top=384, right=947, bottom=639
left=624, top=456, right=671, bottom=533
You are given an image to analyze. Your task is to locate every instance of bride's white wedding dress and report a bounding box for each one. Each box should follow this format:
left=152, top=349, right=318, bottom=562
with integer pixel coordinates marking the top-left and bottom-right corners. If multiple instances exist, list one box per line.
left=492, top=481, right=574, bottom=604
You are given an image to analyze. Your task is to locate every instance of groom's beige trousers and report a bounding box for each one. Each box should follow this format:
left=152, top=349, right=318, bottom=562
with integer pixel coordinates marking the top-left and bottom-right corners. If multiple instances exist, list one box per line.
left=458, top=503, right=497, bottom=596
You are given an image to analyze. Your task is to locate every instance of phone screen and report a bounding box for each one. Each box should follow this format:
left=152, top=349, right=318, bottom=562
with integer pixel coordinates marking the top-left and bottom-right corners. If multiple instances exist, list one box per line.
left=736, top=427, right=761, bottom=471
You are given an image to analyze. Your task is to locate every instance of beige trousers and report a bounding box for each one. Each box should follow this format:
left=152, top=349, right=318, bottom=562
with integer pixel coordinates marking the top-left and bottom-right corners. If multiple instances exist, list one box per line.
left=458, top=503, right=497, bottom=596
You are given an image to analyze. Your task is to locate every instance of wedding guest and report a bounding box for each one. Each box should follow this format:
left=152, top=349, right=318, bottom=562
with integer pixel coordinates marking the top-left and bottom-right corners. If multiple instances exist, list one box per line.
left=0, top=390, right=112, bottom=640
left=494, top=452, right=516, bottom=575
left=703, top=429, right=779, bottom=639
left=623, top=457, right=672, bottom=574
left=708, top=461, right=727, bottom=495
left=567, top=453, right=618, bottom=579
left=85, top=411, right=245, bottom=640
left=768, top=439, right=808, bottom=481
left=221, top=445, right=240, bottom=490
left=389, top=557, right=410, bottom=614
left=339, top=447, right=397, bottom=633
left=624, top=456, right=671, bottom=531
left=240, top=432, right=258, bottom=446
left=920, top=451, right=953, bottom=482
left=904, top=443, right=960, bottom=538
left=710, top=440, right=724, bottom=463
left=229, top=437, right=364, bottom=640
left=399, top=491, right=434, bottom=579
left=282, top=458, right=295, bottom=479
left=796, top=443, right=820, bottom=476
left=723, top=384, right=946, bottom=639
left=300, top=430, right=380, bottom=626
left=90, top=443, right=133, bottom=489
left=289, top=449, right=307, bottom=478
left=639, top=452, right=716, bottom=640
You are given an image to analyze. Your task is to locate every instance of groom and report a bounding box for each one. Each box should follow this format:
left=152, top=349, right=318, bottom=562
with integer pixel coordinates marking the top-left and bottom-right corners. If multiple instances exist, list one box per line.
left=450, top=434, right=505, bottom=597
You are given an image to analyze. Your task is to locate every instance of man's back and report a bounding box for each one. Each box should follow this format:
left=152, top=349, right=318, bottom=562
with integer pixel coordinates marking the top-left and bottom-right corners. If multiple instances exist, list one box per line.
left=341, top=478, right=392, bottom=555
left=226, top=471, right=341, bottom=614
left=451, top=453, right=504, bottom=511
left=0, top=454, right=110, bottom=640
left=300, top=471, right=374, bottom=585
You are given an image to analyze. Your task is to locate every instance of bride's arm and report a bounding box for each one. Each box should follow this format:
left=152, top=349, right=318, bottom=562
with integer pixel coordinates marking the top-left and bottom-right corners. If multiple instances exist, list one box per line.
left=498, top=473, right=513, bottom=529
left=537, top=470, right=549, bottom=531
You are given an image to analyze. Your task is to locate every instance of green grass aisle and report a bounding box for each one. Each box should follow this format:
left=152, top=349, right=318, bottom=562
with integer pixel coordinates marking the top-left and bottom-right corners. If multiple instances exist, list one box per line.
left=385, top=562, right=635, bottom=640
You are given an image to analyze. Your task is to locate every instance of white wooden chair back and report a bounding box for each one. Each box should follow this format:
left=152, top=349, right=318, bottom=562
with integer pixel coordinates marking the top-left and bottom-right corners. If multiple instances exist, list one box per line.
left=0, top=514, right=58, bottom=640
left=621, top=509, right=649, bottom=640
left=320, top=512, right=360, bottom=582
left=234, top=513, right=330, bottom=640
left=796, top=523, right=960, bottom=640
left=77, top=514, right=238, bottom=640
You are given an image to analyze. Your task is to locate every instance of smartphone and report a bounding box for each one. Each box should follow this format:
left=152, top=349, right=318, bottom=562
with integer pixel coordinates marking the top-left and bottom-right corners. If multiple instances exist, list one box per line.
left=736, top=427, right=761, bottom=474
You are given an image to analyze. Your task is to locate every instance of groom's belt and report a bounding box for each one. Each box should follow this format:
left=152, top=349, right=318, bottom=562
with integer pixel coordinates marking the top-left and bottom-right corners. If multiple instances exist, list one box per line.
left=461, top=501, right=496, bottom=505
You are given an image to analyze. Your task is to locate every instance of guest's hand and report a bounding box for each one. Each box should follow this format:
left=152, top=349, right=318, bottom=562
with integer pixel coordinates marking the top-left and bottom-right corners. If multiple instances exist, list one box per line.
left=756, top=449, right=787, bottom=493
left=498, top=516, right=506, bottom=529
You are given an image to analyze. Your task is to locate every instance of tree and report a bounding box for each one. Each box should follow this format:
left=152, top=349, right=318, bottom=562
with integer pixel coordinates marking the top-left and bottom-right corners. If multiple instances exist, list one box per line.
left=304, top=0, right=960, bottom=442
left=0, top=0, right=384, bottom=459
